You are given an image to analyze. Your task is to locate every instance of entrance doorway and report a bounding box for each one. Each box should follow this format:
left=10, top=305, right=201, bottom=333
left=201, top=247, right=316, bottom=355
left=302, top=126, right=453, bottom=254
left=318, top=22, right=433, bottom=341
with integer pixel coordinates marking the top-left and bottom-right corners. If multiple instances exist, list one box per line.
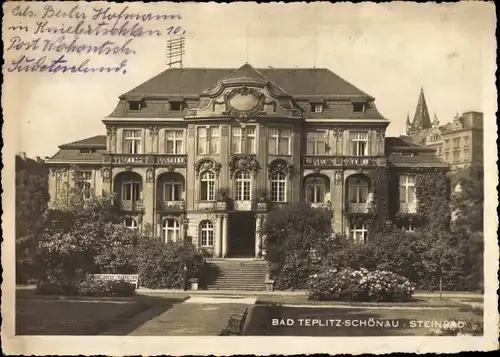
left=228, top=212, right=256, bottom=257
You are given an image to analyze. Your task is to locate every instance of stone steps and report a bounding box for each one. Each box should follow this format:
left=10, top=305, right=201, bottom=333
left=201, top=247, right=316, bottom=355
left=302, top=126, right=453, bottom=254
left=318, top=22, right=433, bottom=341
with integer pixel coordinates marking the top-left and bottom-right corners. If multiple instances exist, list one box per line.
left=202, top=260, right=267, bottom=291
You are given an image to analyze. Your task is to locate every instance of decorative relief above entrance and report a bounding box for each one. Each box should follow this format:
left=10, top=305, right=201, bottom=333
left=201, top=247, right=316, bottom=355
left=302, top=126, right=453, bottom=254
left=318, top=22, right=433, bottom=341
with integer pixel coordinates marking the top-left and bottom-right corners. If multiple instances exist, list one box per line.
left=267, top=159, right=294, bottom=178
left=229, top=154, right=260, bottom=177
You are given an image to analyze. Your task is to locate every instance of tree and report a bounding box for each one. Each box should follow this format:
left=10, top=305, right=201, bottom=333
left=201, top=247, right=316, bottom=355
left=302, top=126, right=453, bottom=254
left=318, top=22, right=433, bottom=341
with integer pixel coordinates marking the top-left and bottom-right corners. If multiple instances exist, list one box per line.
left=450, top=163, right=484, bottom=290
left=261, top=203, right=335, bottom=289
left=15, top=156, right=50, bottom=283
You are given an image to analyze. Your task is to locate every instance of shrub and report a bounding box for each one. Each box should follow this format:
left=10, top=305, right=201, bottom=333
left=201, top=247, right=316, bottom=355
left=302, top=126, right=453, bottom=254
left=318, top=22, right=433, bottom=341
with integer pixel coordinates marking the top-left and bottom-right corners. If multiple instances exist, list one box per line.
left=36, top=280, right=78, bottom=296
left=308, top=267, right=415, bottom=302
left=262, top=203, right=336, bottom=290
left=138, top=238, right=204, bottom=289
left=77, top=279, right=136, bottom=297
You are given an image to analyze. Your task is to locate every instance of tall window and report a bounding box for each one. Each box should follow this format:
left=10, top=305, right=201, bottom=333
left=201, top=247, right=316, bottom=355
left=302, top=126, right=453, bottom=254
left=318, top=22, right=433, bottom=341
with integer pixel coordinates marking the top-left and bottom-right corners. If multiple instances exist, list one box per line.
left=163, top=218, right=180, bottom=242
left=312, top=103, right=323, bottom=113
left=123, top=130, right=142, bottom=154
left=200, top=171, right=215, bottom=201
left=350, top=131, right=369, bottom=156
left=124, top=218, right=138, bottom=230
left=305, top=176, right=326, bottom=203
left=464, top=136, right=470, bottom=147
left=271, top=172, right=287, bottom=202
left=81, top=171, right=92, bottom=200
left=268, top=128, right=291, bottom=155
left=200, top=221, right=214, bottom=247
left=399, top=175, right=416, bottom=203
left=231, top=127, right=242, bottom=153
left=165, top=130, right=183, bottom=154
left=453, top=137, right=460, bottom=148
left=246, top=127, right=256, bottom=153
left=350, top=219, right=368, bottom=243
left=164, top=181, right=182, bottom=201
left=197, top=126, right=219, bottom=154
left=306, top=131, right=327, bottom=155
left=122, top=180, right=141, bottom=201
left=235, top=170, right=252, bottom=200
left=347, top=176, right=369, bottom=203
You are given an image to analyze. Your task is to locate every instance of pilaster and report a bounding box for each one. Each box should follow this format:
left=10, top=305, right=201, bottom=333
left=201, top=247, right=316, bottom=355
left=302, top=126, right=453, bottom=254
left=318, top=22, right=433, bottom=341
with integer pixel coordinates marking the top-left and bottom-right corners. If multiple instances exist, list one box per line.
left=222, top=214, right=228, bottom=257
left=143, top=167, right=155, bottom=227
left=215, top=214, right=222, bottom=257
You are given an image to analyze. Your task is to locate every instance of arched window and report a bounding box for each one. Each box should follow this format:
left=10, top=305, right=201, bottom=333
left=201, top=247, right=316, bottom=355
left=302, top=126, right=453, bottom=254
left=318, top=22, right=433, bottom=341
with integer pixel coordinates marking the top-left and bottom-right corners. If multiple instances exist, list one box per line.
left=163, top=218, right=180, bottom=242
left=200, top=220, right=214, bottom=247
left=200, top=171, right=215, bottom=201
left=305, top=176, right=327, bottom=203
left=124, top=218, right=138, bottom=230
left=235, top=170, right=252, bottom=201
left=270, top=171, right=287, bottom=202
left=347, top=176, right=369, bottom=203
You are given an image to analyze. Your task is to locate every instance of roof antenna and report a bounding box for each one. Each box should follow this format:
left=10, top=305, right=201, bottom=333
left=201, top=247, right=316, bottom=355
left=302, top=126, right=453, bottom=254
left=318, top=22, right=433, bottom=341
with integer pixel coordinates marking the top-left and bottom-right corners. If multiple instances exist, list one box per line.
left=166, top=35, right=185, bottom=68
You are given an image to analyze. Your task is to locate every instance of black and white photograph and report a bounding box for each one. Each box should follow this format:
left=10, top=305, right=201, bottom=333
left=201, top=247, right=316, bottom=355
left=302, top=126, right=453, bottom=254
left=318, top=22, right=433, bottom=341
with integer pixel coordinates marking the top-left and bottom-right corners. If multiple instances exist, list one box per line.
left=1, top=1, right=498, bottom=355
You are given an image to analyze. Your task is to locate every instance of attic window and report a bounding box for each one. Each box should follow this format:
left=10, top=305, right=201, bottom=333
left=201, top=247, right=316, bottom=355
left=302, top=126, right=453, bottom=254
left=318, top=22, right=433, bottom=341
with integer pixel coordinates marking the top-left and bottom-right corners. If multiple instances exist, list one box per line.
left=170, top=101, right=184, bottom=111
left=312, top=103, right=323, bottom=113
left=401, top=152, right=415, bottom=158
left=129, top=101, right=142, bottom=111
left=352, top=102, right=366, bottom=113
left=79, top=149, right=93, bottom=155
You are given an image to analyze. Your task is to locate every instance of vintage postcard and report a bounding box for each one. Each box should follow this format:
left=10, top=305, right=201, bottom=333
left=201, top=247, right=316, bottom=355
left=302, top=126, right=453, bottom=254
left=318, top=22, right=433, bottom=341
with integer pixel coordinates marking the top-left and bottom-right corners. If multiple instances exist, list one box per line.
left=1, top=1, right=498, bottom=355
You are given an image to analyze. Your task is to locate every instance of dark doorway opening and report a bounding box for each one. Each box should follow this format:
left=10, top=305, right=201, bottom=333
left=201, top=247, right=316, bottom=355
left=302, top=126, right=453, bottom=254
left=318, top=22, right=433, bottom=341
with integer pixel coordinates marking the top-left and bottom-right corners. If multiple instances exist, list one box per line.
left=228, top=212, right=256, bottom=257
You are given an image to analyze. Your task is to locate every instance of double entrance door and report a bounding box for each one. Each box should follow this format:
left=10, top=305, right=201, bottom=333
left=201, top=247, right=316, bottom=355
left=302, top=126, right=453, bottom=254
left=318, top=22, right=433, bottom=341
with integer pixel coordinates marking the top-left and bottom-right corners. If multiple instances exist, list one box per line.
left=227, top=212, right=256, bottom=258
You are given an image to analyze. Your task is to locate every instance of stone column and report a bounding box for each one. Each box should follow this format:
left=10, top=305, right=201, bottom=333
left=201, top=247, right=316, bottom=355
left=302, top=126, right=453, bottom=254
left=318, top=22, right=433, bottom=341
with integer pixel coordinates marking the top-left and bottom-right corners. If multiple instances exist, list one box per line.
left=214, top=214, right=222, bottom=257
left=255, top=214, right=262, bottom=258
left=143, top=168, right=155, bottom=227
left=222, top=214, right=228, bottom=257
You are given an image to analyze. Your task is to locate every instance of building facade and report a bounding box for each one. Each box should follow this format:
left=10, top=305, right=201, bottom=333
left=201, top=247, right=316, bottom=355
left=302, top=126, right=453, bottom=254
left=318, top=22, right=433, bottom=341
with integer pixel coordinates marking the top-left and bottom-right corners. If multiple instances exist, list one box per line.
left=406, top=88, right=484, bottom=171
left=46, top=64, right=447, bottom=258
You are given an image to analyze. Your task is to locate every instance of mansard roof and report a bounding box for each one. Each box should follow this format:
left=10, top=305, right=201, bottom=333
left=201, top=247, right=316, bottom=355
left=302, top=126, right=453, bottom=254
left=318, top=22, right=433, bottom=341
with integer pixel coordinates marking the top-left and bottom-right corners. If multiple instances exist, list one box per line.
left=385, top=136, right=448, bottom=168
left=121, top=64, right=374, bottom=99
left=58, top=135, right=107, bottom=149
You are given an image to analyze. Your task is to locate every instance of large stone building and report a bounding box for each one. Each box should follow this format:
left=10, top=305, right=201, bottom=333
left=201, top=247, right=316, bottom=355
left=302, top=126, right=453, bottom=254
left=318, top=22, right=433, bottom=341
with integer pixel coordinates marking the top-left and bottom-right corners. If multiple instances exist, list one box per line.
left=46, top=63, right=447, bottom=258
left=405, top=88, right=483, bottom=170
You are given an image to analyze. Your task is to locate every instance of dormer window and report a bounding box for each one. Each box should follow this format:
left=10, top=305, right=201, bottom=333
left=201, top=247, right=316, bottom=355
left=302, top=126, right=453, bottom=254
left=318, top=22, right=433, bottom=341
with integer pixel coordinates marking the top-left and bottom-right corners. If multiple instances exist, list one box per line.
left=129, top=101, right=142, bottom=111
left=312, top=103, right=323, bottom=113
left=401, top=152, right=415, bottom=158
left=79, top=149, right=93, bottom=155
left=352, top=102, right=366, bottom=113
left=170, top=101, right=184, bottom=111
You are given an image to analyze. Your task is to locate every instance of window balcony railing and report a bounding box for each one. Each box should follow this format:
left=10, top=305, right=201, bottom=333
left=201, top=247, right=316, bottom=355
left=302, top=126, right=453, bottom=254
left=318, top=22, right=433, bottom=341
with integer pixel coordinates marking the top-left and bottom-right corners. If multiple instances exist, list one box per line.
left=399, top=202, right=417, bottom=214
left=302, top=156, right=386, bottom=168
left=103, top=154, right=187, bottom=167
left=160, top=200, right=186, bottom=212
left=233, top=200, right=253, bottom=211
left=119, top=200, right=143, bottom=211
left=310, top=201, right=332, bottom=210
left=346, top=202, right=372, bottom=214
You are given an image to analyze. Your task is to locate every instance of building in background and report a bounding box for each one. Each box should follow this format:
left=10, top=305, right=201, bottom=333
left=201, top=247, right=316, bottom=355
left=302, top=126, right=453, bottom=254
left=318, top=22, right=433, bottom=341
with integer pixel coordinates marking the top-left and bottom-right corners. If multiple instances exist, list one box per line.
left=45, top=64, right=447, bottom=257
left=405, top=88, right=484, bottom=171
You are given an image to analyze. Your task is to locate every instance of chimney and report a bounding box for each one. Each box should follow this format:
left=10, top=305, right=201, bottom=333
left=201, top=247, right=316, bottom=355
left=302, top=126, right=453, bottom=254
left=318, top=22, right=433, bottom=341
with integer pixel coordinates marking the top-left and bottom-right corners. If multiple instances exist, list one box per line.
left=17, top=152, right=27, bottom=160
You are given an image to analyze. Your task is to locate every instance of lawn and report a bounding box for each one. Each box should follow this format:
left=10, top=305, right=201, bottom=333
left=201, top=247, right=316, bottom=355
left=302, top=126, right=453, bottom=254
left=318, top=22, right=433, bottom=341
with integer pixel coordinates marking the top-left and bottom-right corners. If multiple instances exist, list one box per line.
left=16, top=295, right=188, bottom=335
left=244, top=305, right=483, bottom=336
left=256, top=294, right=464, bottom=307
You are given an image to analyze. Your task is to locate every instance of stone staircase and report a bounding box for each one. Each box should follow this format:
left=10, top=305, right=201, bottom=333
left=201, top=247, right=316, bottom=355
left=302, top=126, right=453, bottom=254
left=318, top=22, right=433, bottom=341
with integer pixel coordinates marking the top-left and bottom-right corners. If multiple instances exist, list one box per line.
left=201, top=259, right=267, bottom=291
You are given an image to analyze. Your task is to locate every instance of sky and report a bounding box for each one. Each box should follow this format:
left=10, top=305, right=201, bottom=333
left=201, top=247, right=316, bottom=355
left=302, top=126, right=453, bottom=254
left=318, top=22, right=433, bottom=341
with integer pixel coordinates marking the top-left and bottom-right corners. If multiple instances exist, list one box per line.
left=3, top=2, right=496, bottom=159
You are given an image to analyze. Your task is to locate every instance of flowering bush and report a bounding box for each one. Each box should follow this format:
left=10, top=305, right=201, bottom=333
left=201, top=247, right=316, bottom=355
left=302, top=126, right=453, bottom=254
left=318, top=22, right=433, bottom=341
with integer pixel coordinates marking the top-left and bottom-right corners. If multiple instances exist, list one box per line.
left=77, top=279, right=136, bottom=297
left=308, top=267, right=415, bottom=302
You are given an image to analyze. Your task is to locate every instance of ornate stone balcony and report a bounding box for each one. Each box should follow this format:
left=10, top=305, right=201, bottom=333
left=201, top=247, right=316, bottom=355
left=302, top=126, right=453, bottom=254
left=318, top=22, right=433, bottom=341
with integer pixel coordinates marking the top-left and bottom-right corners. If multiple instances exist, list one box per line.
left=155, top=154, right=188, bottom=166
left=233, top=200, right=253, bottom=211
left=216, top=201, right=228, bottom=211
left=160, top=200, right=186, bottom=212
left=256, top=201, right=269, bottom=212
left=103, top=154, right=187, bottom=167
left=302, top=155, right=386, bottom=168
left=310, top=201, right=332, bottom=210
left=399, top=202, right=417, bottom=214
left=346, top=202, right=372, bottom=214
left=119, top=200, right=143, bottom=211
